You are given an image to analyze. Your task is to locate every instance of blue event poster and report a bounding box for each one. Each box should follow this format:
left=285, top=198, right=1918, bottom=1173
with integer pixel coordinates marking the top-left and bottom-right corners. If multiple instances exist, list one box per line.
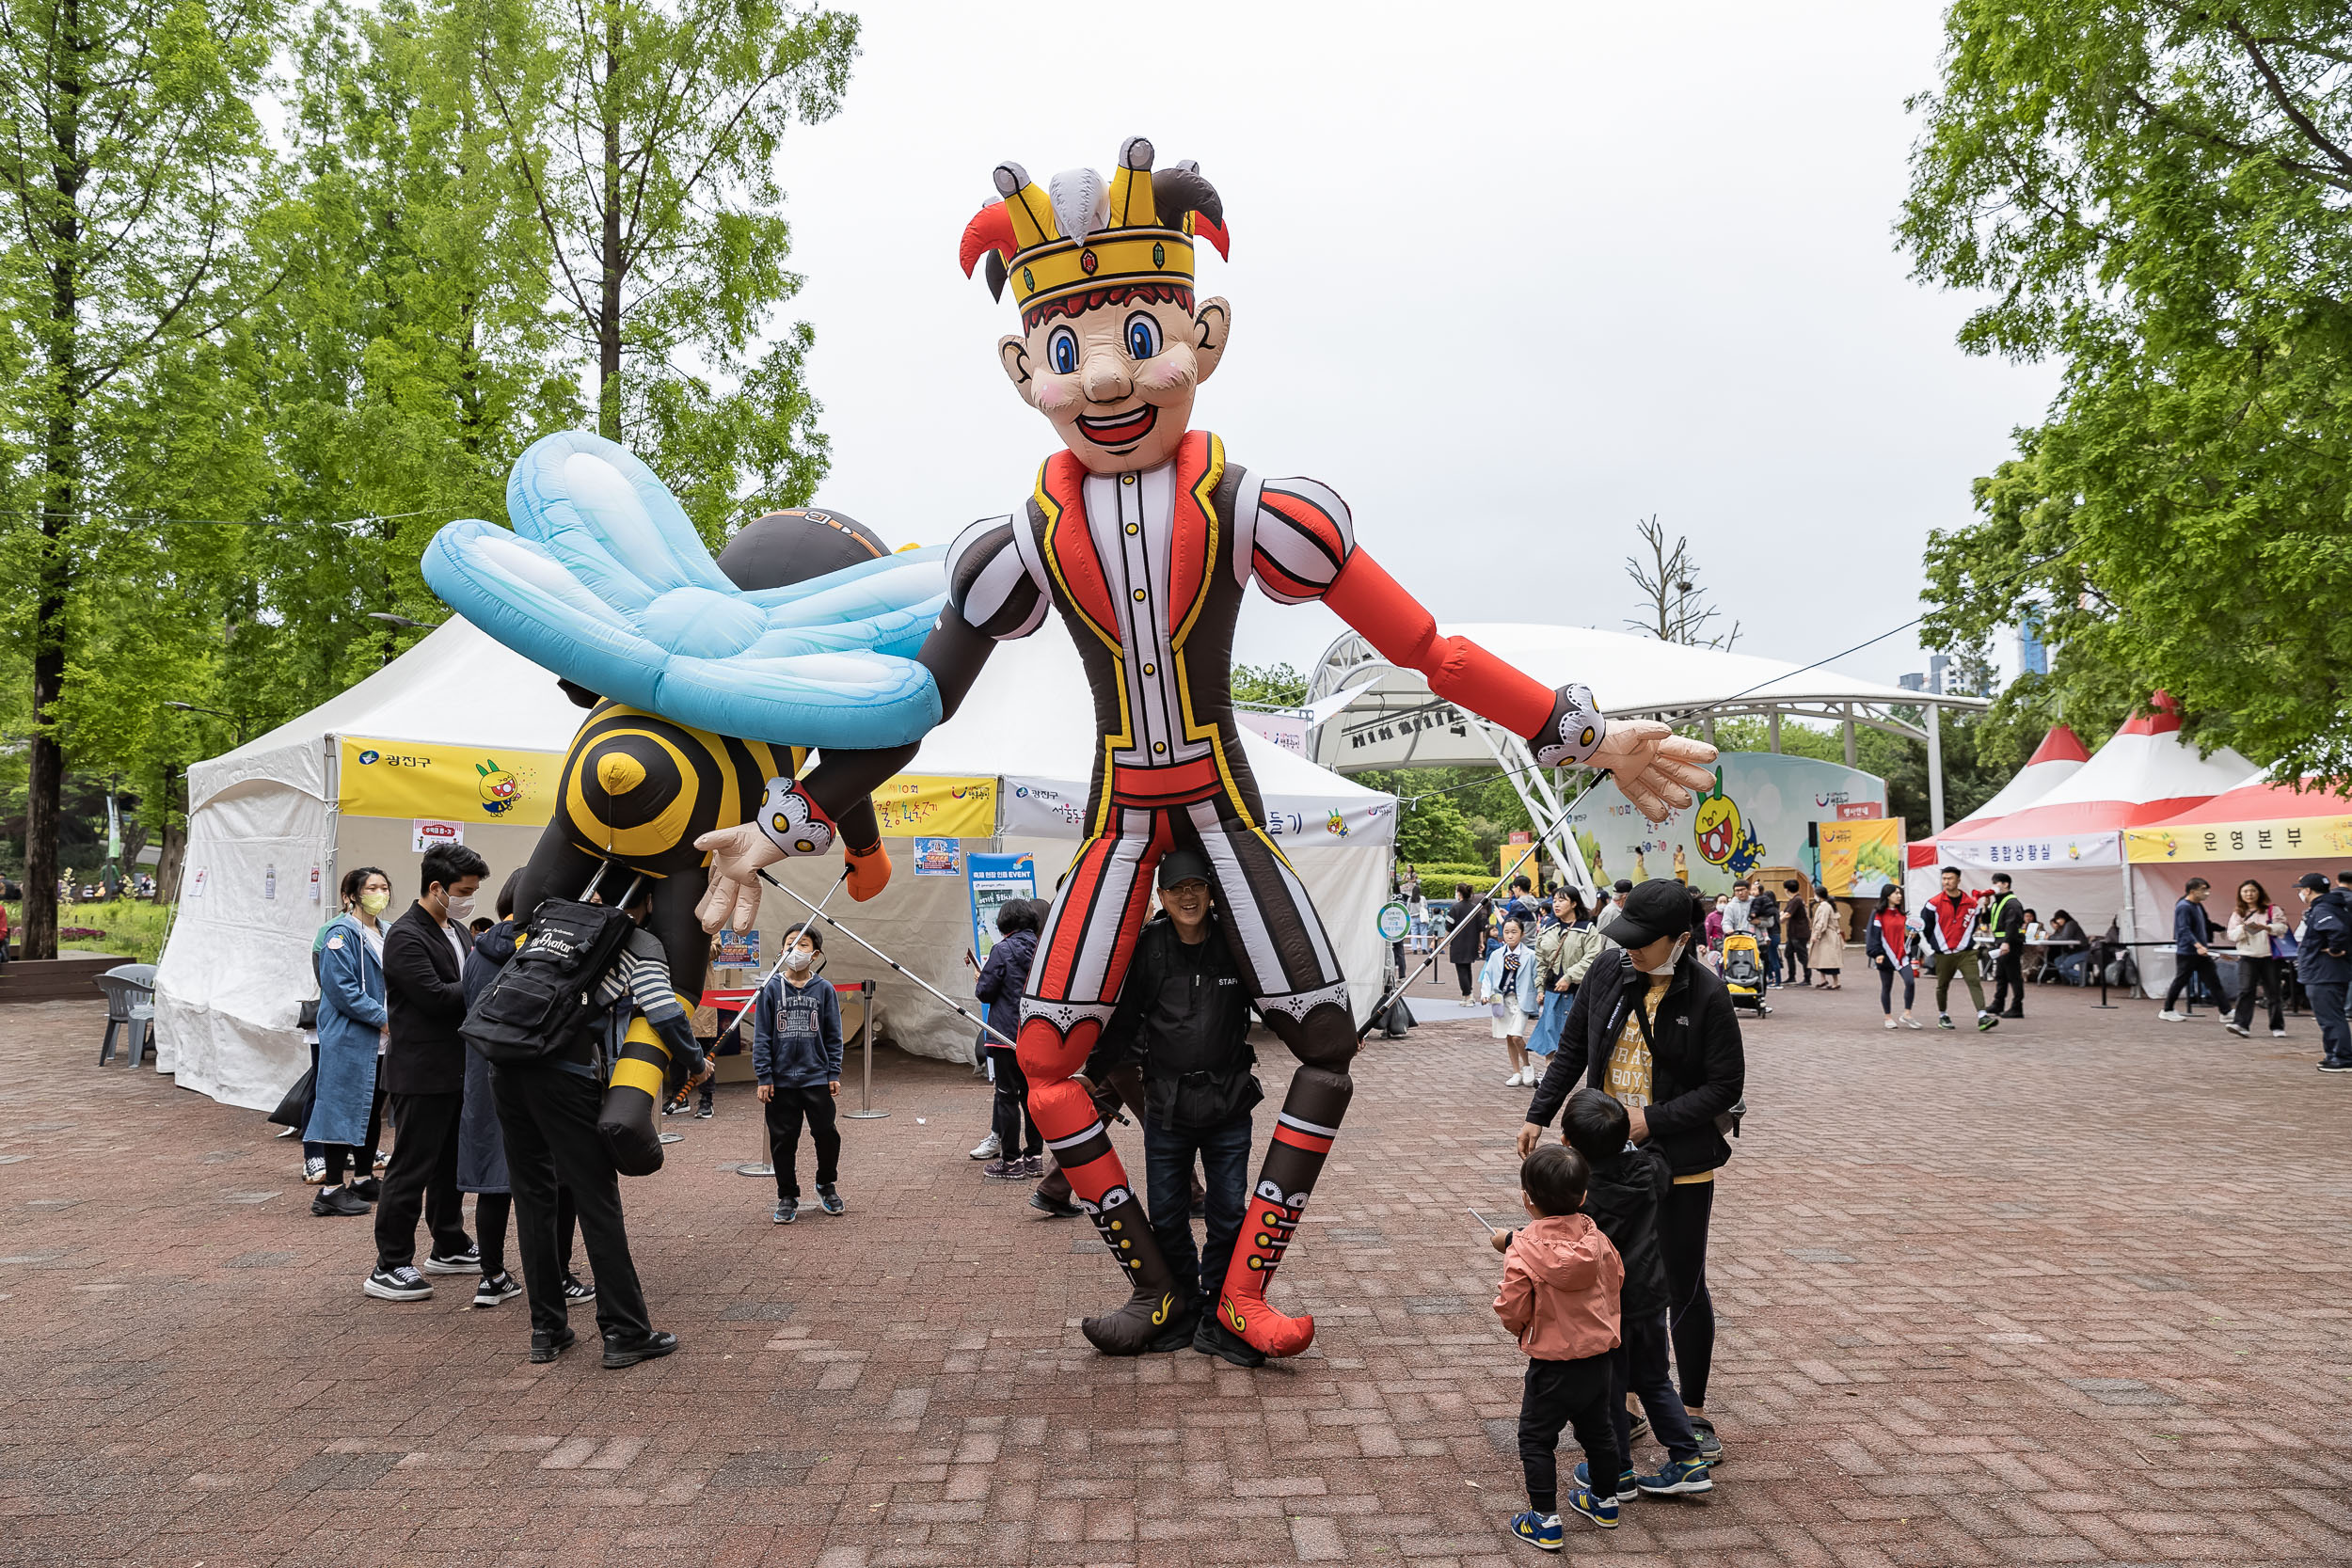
left=967, top=852, right=1037, bottom=960
left=912, top=836, right=963, bottom=877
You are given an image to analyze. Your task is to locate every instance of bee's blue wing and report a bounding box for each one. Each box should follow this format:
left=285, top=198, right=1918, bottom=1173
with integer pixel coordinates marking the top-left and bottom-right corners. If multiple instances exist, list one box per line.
left=421, top=431, right=945, bottom=749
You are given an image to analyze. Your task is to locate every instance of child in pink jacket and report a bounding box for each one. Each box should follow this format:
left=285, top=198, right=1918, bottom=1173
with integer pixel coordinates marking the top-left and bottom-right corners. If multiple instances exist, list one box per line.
left=1491, top=1143, right=1626, bottom=1546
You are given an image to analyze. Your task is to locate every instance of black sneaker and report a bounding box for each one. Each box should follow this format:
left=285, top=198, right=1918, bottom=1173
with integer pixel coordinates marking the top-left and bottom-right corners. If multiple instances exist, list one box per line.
left=421, top=1245, right=481, bottom=1275
left=660, top=1100, right=684, bottom=1117
left=1192, top=1314, right=1266, bottom=1368
left=1977, top=1012, right=2000, bottom=1032
left=695, top=1101, right=713, bottom=1119
left=530, top=1326, right=576, bottom=1363
left=364, top=1264, right=432, bottom=1301
left=1028, top=1192, right=1083, bottom=1218
left=1689, top=1416, right=1724, bottom=1465
left=562, top=1273, right=596, bottom=1303
left=772, top=1199, right=798, bottom=1225
left=472, top=1272, right=524, bottom=1308
left=1936, top=1014, right=1955, bottom=1030
left=2320, top=1061, right=2352, bottom=1074
left=602, top=1329, right=678, bottom=1369
left=1145, top=1300, right=1200, bottom=1354
left=311, top=1186, right=370, bottom=1218
left=816, top=1184, right=846, bottom=1216
left=345, top=1176, right=381, bottom=1202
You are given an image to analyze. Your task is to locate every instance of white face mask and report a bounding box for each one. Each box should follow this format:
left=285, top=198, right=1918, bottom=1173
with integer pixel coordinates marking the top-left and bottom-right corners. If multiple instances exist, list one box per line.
left=1637, top=936, right=1688, bottom=975
left=440, top=891, right=475, bottom=923
left=783, top=944, right=815, bottom=973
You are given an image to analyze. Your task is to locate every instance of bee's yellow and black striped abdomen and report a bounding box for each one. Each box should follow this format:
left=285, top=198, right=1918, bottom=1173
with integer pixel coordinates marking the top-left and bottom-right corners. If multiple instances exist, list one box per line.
left=558, top=702, right=803, bottom=875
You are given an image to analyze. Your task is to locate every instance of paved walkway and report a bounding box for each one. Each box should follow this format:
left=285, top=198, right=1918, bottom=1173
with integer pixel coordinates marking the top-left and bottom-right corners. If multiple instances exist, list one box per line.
left=4, top=979, right=2349, bottom=1566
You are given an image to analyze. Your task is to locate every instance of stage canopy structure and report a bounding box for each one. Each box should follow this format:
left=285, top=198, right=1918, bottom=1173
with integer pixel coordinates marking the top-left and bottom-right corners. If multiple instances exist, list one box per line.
left=1948, top=726, right=2090, bottom=832
left=1302, top=621, right=1988, bottom=890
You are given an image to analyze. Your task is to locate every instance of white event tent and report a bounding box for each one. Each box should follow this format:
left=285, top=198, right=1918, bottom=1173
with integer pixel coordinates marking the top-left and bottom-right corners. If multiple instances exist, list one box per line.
left=155, top=614, right=1397, bottom=1112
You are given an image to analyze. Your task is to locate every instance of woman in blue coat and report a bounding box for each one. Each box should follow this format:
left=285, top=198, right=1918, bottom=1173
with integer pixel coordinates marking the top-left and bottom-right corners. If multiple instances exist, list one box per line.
left=307, top=867, right=391, bottom=1217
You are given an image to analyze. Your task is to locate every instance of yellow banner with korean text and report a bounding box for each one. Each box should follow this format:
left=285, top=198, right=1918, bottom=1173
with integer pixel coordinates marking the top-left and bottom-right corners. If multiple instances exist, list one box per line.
left=339, top=737, right=564, bottom=826
left=869, top=775, right=997, bottom=839
left=341, top=735, right=998, bottom=841
left=2125, top=815, right=2352, bottom=863
left=1818, top=818, right=1906, bottom=897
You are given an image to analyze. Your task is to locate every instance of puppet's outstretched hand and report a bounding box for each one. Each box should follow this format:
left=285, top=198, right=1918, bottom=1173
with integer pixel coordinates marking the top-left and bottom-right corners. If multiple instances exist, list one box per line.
left=1587, top=721, right=1719, bottom=824
left=694, top=824, right=782, bottom=934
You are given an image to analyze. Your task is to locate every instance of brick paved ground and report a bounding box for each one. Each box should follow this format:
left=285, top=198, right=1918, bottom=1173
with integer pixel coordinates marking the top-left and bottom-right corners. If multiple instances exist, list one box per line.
left=5, top=977, right=2351, bottom=1567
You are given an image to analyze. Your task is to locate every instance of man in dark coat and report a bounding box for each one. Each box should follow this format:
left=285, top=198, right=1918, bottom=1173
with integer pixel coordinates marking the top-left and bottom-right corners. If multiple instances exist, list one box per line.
left=1084, top=850, right=1265, bottom=1368
left=366, top=842, right=488, bottom=1302
left=2296, top=872, right=2352, bottom=1071
left=1518, top=879, right=1745, bottom=1465
left=1448, top=882, right=1492, bottom=998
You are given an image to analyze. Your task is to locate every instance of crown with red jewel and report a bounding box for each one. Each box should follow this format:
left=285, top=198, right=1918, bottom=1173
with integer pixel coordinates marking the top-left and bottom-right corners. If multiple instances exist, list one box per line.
left=958, top=135, right=1231, bottom=324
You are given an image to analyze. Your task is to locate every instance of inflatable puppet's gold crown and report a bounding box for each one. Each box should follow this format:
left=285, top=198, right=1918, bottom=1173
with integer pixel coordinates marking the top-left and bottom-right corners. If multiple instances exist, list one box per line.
left=959, top=135, right=1230, bottom=321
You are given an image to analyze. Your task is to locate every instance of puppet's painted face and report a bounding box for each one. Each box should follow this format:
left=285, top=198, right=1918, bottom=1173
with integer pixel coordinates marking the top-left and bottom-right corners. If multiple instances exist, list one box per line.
left=1000, top=293, right=1228, bottom=475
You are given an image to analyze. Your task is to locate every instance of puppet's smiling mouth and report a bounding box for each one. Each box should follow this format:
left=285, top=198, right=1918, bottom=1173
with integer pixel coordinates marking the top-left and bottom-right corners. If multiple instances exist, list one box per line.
left=1076, top=405, right=1157, bottom=447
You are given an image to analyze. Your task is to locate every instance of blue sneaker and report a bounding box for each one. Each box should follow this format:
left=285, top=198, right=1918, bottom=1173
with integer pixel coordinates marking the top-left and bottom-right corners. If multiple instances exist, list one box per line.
left=1636, top=1457, right=1715, bottom=1496
left=1506, top=1511, right=1563, bottom=1552
left=1572, top=1461, right=1638, bottom=1501
left=1565, top=1485, right=1619, bottom=1529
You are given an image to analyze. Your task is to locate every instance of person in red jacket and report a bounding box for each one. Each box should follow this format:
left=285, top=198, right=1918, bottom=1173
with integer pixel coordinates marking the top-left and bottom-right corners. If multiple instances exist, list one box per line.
left=1920, top=866, right=1998, bottom=1031
left=1865, top=883, right=1922, bottom=1029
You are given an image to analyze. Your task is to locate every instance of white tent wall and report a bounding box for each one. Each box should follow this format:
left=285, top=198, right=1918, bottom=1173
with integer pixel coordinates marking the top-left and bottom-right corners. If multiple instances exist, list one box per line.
left=1901, top=856, right=2131, bottom=946
left=2127, top=863, right=2289, bottom=1003
left=734, top=832, right=1395, bottom=1065
left=151, top=776, right=334, bottom=1109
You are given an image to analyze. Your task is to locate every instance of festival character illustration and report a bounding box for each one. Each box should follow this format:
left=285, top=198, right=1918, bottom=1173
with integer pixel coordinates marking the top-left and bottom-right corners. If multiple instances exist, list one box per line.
left=476, top=759, right=522, bottom=816
left=1692, top=767, right=1765, bottom=877
left=423, top=433, right=951, bottom=1171
left=688, top=137, right=1719, bottom=1361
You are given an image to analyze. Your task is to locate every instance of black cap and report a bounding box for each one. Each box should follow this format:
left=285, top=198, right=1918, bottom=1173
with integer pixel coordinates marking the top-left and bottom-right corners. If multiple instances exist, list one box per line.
left=1157, top=849, right=1214, bottom=890
left=1601, top=879, right=1694, bottom=948
left=1612, top=879, right=1634, bottom=894
left=2297, top=872, right=2330, bottom=892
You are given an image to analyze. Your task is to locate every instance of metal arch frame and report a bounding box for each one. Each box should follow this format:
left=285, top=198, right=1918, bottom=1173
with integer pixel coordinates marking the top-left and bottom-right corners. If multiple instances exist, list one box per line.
left=1305, top=631, right=1991, bottom=834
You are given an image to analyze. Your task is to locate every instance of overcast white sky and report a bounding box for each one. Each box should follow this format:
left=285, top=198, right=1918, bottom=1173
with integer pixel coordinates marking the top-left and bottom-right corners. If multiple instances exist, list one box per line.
left=773, top=0, right=2058, bottom=689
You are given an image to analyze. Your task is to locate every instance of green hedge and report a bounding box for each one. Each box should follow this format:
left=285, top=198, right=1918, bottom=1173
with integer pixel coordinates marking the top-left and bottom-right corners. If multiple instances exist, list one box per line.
left=1396, top=862, right=1502, bottom=887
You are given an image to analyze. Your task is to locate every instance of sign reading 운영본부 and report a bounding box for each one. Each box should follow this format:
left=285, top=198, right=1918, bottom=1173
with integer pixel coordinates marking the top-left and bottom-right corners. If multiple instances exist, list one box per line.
left=2125, top=814, right=2352, bottom=863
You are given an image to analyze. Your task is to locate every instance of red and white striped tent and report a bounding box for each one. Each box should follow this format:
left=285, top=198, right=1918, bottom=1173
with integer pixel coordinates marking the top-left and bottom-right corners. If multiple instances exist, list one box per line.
left=1946, top=725, right=2090, bottom=832
left=1905, top=695, right=2252, bottom=936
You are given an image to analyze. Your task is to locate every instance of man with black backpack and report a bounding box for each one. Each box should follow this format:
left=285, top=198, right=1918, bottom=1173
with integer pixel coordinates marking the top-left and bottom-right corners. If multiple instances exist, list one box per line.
left=471, top=874, right=707, bottom=1367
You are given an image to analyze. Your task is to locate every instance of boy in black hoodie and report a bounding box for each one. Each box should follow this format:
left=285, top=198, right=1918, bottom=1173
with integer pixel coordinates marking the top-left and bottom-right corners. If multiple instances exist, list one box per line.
left=1561, top=1086, right=1713, bottom=1499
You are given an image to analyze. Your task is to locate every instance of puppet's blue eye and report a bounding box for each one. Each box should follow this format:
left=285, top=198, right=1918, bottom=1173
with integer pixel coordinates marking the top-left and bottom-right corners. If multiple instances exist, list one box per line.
left=1125, top=313, right=1161, bottom=360
left=1048, top=327, right=1079, bottom=375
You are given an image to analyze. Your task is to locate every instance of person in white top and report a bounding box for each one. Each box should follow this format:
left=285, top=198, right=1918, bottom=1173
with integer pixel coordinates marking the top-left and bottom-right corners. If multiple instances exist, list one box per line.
left=2225, top=879, right=2291, bottom=1038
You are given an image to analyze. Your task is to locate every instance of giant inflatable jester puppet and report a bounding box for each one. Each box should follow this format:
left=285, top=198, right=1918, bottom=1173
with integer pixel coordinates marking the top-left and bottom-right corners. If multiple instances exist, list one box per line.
left=687, top=137, right=1719, bottom=1360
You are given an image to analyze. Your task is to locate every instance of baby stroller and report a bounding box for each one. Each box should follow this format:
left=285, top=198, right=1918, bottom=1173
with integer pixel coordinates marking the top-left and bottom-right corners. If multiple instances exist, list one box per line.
left=1721, top=930, right=1770, bottom=1018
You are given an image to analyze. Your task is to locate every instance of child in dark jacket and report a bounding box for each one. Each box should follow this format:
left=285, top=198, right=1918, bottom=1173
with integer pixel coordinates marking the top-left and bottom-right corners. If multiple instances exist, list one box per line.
left=970, top=900, right=1042, bottom=1179
left=1562, top=1086, right=1713, bottom=1502
left=753, top=926, right=844, bottom=1225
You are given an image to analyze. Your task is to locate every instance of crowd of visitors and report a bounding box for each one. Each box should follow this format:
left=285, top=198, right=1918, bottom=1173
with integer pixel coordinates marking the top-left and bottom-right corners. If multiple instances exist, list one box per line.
left=300, top=842, right=708, bottom=1370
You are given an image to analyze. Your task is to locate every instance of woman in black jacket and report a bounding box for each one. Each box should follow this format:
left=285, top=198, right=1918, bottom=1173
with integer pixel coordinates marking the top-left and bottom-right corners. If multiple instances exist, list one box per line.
left=1517, top=879, right=1744, bottom=1465
left=1446, top=882, right=1491, bottom=997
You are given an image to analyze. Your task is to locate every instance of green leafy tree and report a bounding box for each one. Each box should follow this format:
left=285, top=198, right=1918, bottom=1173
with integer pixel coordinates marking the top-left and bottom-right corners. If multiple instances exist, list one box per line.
left=1902, top=3, right=2352, bottom=782
left=1231, top=661, right=1309, bottom=707
left=0, top=0, right=281, bottom=955
left=491, top=0, right=856, bottom=539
